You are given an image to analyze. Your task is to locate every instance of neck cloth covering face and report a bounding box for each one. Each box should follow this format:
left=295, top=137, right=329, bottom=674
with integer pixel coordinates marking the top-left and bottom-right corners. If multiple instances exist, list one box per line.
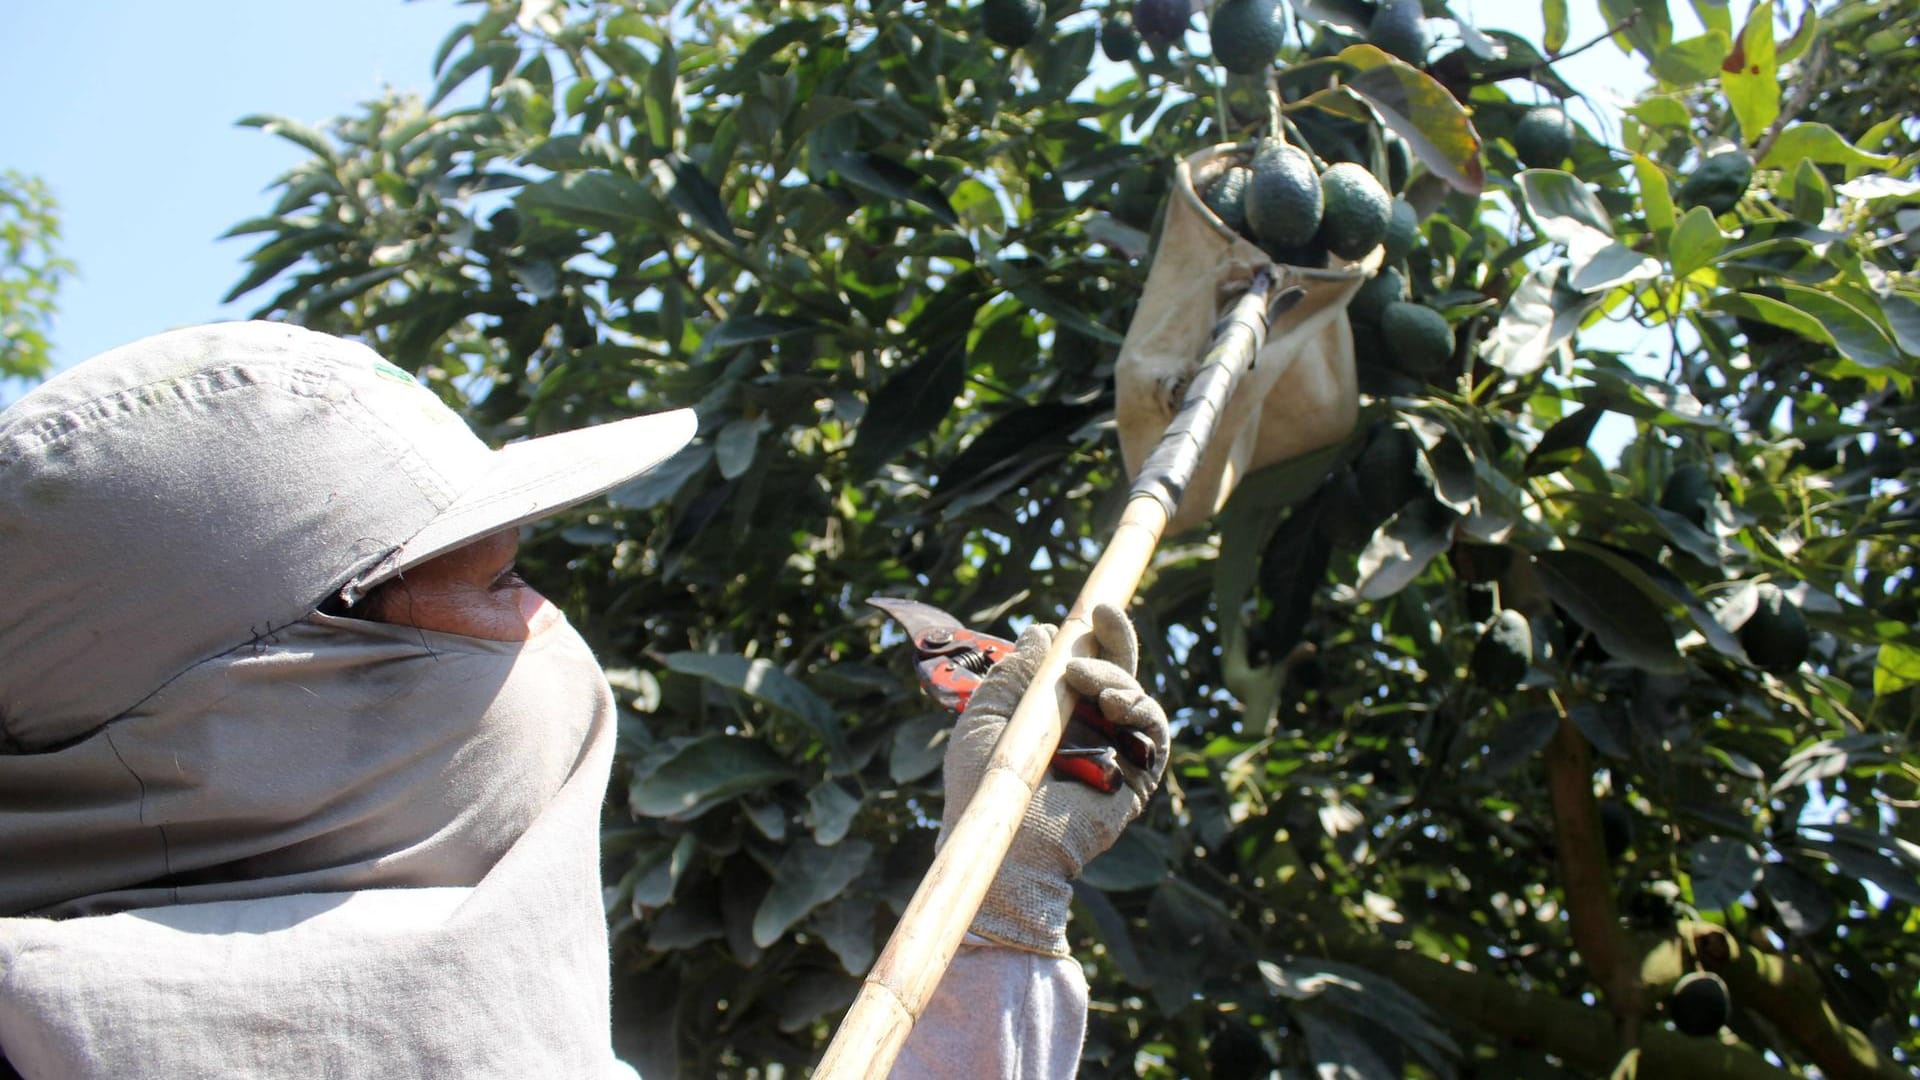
left=0, top=322, right=693, bottom=1079
left=0, top=612, right=626, bottom=1078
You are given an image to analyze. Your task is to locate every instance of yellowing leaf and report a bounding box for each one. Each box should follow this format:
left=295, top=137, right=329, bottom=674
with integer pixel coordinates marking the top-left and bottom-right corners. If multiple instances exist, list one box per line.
left=1722, top=0, right=1779, bottom=144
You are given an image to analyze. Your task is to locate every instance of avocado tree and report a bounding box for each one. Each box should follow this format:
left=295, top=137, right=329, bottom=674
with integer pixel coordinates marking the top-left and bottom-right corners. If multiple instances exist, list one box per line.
left=226, top=0, right=1918, bottom=1075
left=0, top=171, right=71, bottom=383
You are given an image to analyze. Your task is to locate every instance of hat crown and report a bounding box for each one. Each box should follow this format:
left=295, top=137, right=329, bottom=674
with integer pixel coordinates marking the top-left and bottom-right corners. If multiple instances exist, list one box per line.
left=0, top=321, right=485, bottom=749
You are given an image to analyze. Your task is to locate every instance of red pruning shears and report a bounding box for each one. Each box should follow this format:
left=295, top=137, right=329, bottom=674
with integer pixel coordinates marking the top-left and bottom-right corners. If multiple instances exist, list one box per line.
left=867, top=596, right=1159, bottom=795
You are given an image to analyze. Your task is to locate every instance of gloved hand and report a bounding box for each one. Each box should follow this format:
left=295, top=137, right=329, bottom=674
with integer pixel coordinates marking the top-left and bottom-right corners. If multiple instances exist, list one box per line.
left=939, top=603, right=1171, bottom=956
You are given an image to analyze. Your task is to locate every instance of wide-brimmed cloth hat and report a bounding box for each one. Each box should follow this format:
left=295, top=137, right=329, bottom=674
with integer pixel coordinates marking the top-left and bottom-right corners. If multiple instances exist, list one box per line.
left=0, top=320, right=695, bottom=751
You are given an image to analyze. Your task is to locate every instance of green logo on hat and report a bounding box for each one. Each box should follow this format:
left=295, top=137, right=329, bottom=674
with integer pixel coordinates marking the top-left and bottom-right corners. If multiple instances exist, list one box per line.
left=371, top=359, right=416, bottom=385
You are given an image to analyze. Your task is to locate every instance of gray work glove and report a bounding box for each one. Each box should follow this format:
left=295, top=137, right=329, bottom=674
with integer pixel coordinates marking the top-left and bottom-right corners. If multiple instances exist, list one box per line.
left=939, top=603, right=1172, bottom=956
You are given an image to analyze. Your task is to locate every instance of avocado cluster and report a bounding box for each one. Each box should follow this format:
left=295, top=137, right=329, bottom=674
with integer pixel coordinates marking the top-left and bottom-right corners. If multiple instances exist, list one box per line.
left=1347, top=193, right=1451, bottom=382
left=1200, top=137, right=1398, bottom=268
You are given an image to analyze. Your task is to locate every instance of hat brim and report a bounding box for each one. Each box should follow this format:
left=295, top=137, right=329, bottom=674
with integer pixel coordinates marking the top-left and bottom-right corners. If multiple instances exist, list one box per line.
left=345, top=408, right=697, bottom=599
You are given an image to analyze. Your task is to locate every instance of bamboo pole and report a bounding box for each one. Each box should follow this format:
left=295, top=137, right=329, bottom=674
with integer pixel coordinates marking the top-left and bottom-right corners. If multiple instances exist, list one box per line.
left=814, top=270, right=1289, bottom=1079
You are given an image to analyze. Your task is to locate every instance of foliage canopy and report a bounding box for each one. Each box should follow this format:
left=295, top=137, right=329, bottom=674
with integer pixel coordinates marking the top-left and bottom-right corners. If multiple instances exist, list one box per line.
left=0, top=171, right=71, bottom=383
left=228, top=0, right=1919, bottom=1075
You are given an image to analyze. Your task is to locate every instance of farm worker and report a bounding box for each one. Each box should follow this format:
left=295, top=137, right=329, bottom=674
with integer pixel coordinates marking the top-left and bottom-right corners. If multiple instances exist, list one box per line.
left=0, top=321, right=1169, bottom=1078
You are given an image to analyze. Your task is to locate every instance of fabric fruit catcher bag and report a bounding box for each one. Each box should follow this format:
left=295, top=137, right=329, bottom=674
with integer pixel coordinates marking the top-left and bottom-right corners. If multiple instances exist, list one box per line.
left=1116, top=144, right=1376, bottom=535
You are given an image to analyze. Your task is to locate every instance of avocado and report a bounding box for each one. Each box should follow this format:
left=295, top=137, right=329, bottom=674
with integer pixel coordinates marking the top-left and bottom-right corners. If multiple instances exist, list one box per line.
left=1379, top=300, right=1453, bottom=376
left=1101, top=11, right=1142, bottom=60
left=1210, top=0, right=1287, bottom=74
left=1739, top=582, right=1809, bottom=672
left=1368, top=0, right=1427, bottom=64
left=1134, top=0, right=1193, bottom=47
left=1669, top=971, right=1731, bottom=1037
left=1381, top=196, right=1418, bottom=263
left=1470, top=608, right=1531, bottom=691
left=1385, top=130, right=1412, bottom=191
left=980, top=0, right=1044, bottom=47
left=1658, top=462, right=1715, bottom=528
left=1355, top=424, right=1423, bottom=519
left=1678, top=150, right=1754, bottom=215
left=1512, top=105, right=1576, bottom=168
left=1203, top=165, right=1253, bottom=235
left=1245, top=138, right=1324, bottom=250
left=1349, top=266, right=1406, bottom=325
left=1315, top=162, right=1392, bottom=260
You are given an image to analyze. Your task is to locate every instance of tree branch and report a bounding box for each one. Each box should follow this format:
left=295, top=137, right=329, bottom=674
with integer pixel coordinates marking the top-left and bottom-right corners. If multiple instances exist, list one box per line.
left=1641, top=924, right=1909, bottom=1080
left=1319, top=936, right=1793, bottom=1080
left=1544, top=712, right=1644, bottom=1025
left=1753, top=39, right=1829, bottom=164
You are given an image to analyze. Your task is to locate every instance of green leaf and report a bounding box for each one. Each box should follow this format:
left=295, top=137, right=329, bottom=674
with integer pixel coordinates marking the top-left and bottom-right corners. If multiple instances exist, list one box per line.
left=1775, top=3, right=1820, bottom=65
left=1081, top=827, right=1173, bottom=892
left=1629, top=95, right=1692, bottom=133
left=236, top=114, right=338, bottom=163
left=1761, top=863, right=1833, bottom=935
left=1518, top=169, right=1614, bottom=244
left=1568, top=240, right=1661, bottom=294
left=1483, top=711, right=1560, bottom=779
left=1709, top=290, right=1832, bottom=347
left=1875, top=642, right=1920, bottom=696
left=608, top=444, right=711, bottom=511
left=1338, top=47, right=1485, bottom=196
left=848, top=340, right=967, bottom=478
left=715, top=415, right=769, bottom=481
left=628, top=734, right=797, bottom=819
left=809, top=896, right=878, bottom=976
left=1533, top=549, right=1685, bottom=674
left=1774, top=283, right=1901, bottom=369
left=1835, top=175, right=1920, bottom=202
left=1878, top=293, right=1920, bottom=357
left=664, top=651, right=849, bottom=767
left=1543, top=0, right=1569, bottom=55
left=1483, top=263, right=1602, bottom=377
left=1722, top=0, right=1779, bottom=145
left=1688, top=836, right=1763, bottom=911
left=752, top=839, right=873, bottom=946
left=1668, top=205, right=1732, bottom=277
left=1788, top=158, right=1832, bottom=224
left=713, top=18, right=823, bottom=94
left=818, top=150, right=961, bottom=226
left=1355, top=499, right=1456, bottom=601
left=1600, top=0, right=1675, bottom=61
left=649, top=154, right=735, bottom=241
left=888, top=713, right=950, bottom=784
left=1761, top=123, right=1898, bottom=171
left=1633, top=154, right=1677, bottom=235
left=1524, top=406, right=1605, bottom=476
left=1297, top=1012, right=1397, bottom=1079
left=804, top=780, right=861, bottom=846
left=1690, top=0, right=1731, bottom=36
left=645, top=37, right=679, bottom=149
left=429, top=42, right=519, bottom=108
left=1649, top=31, right=1731, bottom=86
left=519, top=172, right=669, bottom=233
left=701, top=313, right=821, bottom=354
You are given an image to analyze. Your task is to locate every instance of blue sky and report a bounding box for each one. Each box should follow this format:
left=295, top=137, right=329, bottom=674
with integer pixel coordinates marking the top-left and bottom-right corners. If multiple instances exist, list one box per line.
left=7, top=1, right=1694, bottom=380
left=4, top=1, right=457, bottom=371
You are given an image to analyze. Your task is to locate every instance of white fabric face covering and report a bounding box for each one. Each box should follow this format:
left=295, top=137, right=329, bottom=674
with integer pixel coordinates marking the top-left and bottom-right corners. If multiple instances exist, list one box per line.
left=0, top=613, right=628, bottom=1078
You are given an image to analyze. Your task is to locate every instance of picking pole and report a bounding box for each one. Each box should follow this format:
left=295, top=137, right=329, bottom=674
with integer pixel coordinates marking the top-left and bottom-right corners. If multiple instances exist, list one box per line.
left=814, top=268, right=1292, bottom=1079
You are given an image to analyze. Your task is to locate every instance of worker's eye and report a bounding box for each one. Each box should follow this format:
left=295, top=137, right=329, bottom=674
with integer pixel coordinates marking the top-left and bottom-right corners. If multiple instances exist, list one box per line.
left=490, top=564, right=528, bottom=591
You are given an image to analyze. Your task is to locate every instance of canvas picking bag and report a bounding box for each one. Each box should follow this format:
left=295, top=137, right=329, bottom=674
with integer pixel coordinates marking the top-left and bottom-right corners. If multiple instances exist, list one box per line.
left=1115, top=144, right=1377, bottom=535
